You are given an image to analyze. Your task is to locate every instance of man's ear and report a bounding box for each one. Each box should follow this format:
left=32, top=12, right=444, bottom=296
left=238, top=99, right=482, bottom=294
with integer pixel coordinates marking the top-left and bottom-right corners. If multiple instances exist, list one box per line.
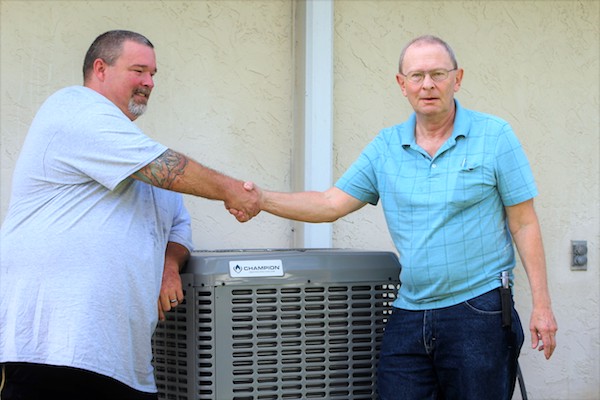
left=92, top=58, right=107, bottom=81
left=395, top=73, right=408, bottom=97
left=453, top=68, right=464, bottom=93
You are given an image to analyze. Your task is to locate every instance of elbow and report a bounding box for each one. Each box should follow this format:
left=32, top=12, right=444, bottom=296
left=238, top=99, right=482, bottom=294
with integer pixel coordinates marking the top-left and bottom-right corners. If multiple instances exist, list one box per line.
left=295, top=214, right=339, bottom=224
left=296, top=209, right=341, bottom=224
left=320, top=208, right=346, bottom=223
left=322, top=215, right=340, bottom=223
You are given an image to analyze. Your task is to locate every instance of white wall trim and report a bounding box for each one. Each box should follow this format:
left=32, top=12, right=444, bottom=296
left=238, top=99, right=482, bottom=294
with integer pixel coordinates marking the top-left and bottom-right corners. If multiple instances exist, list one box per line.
left=297, top=0, right=334, bottom=248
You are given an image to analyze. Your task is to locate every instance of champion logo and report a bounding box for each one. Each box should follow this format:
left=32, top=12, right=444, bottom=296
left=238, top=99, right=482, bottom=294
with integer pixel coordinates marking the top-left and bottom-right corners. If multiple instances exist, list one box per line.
left=229, top=259, right=284, bottom=278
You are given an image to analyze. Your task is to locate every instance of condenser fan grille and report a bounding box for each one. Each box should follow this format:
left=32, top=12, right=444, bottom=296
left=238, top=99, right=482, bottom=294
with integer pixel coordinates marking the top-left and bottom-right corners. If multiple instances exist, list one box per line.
left=217, top=283, right=396, bottom=400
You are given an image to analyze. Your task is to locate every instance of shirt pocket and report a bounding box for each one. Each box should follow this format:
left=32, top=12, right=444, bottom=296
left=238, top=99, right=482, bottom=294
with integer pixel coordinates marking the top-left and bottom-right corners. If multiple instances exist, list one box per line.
left=448, top=160, right=489, bottom=208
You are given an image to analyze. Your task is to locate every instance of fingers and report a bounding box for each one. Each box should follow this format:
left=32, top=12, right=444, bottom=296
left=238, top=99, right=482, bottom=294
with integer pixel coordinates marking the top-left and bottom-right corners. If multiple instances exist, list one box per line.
left=158, top=291, right=184, bottom=317
left=157, top=295, right=181, bottom=321
left=531, top=331, right=555, bottom=359
left=530, top=329, right=540, bottom=349
left=530, top=311, right=558, bottom=359
left=227, top=206, right=250, bottom=222
left=237, top=213, right=251, bottom=223
left=158, top=300, right=165, bottom=321
left=224, top=181, right=262, bottom=222
left=539, top=331, right=557, bottom=360
left=166, top=294, right=183, bottom=308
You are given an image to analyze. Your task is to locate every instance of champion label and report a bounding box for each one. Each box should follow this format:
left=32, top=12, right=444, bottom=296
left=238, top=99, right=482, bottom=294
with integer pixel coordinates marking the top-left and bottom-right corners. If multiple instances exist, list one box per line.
left=229, top=259, right=284, bottom=277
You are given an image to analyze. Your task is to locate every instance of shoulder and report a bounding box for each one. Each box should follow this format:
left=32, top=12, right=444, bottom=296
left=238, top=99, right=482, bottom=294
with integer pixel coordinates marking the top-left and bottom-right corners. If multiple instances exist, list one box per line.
left=457, top=101, right=511, bottom=132
left=40, top=86, right=123, bottom=121
left=46, top=86, right=99, bottom=103
left=375, top=116, right=414, bottom=146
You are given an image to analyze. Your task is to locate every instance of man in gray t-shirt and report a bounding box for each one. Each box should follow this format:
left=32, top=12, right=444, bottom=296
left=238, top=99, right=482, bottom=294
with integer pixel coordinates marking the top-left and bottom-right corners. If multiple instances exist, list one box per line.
left=0, top=30, right=259, bottom=399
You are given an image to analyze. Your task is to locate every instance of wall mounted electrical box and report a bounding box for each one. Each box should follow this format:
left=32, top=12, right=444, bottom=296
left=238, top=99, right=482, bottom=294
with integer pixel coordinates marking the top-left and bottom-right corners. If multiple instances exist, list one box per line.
left=571, top=240, right=588, bottom=271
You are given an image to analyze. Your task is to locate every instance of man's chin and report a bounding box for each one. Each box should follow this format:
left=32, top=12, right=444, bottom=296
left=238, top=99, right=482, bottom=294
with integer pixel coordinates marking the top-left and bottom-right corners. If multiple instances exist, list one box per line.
left=128, top=103, right=147, bottom=118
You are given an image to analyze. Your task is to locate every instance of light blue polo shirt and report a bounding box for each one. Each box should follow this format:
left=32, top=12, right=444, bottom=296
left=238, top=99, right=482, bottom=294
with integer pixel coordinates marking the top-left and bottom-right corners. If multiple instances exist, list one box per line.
left=335, top=100, right=537, bottom=310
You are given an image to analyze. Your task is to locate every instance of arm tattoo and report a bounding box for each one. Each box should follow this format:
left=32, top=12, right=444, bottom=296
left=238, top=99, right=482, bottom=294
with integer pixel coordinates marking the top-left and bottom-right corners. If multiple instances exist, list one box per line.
left=134, top=149, right=188, bottom=189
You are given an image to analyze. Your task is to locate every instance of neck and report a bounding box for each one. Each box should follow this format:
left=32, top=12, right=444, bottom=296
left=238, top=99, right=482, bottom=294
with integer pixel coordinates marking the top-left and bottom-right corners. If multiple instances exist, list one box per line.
left=414, top=108, right=456, bottom=157
left=416, top=103, right=456, bottom=135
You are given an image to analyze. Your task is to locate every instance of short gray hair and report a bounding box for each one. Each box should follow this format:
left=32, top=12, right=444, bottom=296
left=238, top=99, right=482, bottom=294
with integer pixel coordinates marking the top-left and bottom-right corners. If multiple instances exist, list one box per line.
left=398, top=35, right=458, bottom=73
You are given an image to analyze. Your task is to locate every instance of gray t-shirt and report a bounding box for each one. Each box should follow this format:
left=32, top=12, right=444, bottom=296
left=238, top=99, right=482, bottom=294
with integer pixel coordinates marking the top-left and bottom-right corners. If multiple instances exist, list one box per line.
left=0, top=86, right=193, bottom=392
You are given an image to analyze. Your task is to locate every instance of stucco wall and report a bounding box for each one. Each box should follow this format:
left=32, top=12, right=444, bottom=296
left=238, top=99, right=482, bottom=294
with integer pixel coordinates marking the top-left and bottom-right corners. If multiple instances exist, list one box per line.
left=1, top=1, right=598, bottom=399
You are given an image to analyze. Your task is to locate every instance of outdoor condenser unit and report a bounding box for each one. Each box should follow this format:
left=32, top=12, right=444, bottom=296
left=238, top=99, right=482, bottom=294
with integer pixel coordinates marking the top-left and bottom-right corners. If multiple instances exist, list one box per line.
left=152, top=249, right=401, bottom=400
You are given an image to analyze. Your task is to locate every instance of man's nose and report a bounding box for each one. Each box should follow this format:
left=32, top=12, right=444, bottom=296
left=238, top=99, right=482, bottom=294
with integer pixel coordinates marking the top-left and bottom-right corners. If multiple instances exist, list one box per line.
left=422, top=73, right=436, bottom=88
left=143, top=73, right=155, bottom=89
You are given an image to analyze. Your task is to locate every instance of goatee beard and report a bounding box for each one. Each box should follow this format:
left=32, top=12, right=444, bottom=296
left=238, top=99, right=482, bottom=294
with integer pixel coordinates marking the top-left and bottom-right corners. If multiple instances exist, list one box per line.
left=128, top=99, right=147, bottom=117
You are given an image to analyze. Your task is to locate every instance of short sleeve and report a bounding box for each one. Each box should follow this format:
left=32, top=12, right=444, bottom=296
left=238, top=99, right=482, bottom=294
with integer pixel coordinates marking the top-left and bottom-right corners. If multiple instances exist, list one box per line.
left=335, top=138, right=382, bottom=206
left=494, top=124, right=538, bottom=206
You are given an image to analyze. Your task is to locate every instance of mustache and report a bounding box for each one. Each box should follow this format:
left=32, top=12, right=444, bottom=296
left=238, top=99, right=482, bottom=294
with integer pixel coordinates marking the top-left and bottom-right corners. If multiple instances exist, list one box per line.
left=134, top=87, right=151, bottom=97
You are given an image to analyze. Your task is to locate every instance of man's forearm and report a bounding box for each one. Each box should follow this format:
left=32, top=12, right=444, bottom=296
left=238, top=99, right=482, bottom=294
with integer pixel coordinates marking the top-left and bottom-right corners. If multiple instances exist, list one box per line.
left=261, top=190, right=339, bottom=223
left=506, top=200, right=552, bottom=307
left=134, top=149, right=236, bottom=199
left=134, top=149, right=259, bottom=218
left=506, top=200, right=557, bottom=359
left=164, top=242, right=190, bottom=272
left=260, top=186, right=366, bottom=223
left=512, top=221, right=552, bottom=308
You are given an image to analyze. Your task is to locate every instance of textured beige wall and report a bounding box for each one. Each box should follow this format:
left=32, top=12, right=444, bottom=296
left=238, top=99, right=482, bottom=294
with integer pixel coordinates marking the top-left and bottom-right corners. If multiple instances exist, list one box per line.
left=333, top=1, right=599, bottom=399
left=1, top=1, right=598, bottom=399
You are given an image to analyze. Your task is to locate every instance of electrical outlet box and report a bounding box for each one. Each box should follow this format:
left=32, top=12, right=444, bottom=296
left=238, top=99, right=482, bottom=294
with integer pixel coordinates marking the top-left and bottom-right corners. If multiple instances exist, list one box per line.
left=571, top=240, right=588, bottom=271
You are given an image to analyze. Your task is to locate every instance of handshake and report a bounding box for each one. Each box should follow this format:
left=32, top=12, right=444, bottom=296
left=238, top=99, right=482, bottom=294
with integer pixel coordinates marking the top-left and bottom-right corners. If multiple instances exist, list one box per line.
left=224, top=181, right=355, bottom=225
left=226, top=181, right=262, bottom=222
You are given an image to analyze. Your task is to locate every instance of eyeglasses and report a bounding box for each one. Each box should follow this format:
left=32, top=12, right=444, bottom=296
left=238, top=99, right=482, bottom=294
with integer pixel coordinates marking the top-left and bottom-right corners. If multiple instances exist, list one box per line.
left=400, top=68, right=457, bottom=83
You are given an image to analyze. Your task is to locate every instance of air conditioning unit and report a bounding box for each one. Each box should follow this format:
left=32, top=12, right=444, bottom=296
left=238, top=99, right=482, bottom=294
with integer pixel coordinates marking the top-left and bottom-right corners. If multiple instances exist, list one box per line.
left=152, top=249, right=400, bottom=400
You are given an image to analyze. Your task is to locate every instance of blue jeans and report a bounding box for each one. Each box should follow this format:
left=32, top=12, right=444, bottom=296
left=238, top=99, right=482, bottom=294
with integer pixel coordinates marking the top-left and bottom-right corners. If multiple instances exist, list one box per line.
left=377, top=289, right=524, bottom=400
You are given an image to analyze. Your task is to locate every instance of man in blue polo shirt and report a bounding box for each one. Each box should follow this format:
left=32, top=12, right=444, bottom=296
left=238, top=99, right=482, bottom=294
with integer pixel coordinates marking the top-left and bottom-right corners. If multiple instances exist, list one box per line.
left=233, top=35, right=558, bottom=399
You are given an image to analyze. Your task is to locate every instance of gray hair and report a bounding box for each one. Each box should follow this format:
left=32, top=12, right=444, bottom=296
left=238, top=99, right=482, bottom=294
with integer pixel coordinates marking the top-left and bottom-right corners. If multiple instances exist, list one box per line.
left=398, top=35, right=458, bottom=73
left=83, top=30, right=154, bottom=82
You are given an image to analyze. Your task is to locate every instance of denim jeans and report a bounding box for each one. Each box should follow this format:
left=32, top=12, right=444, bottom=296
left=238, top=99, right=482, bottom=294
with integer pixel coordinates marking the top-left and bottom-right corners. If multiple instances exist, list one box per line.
left=377, top=289, right=524, bottom=400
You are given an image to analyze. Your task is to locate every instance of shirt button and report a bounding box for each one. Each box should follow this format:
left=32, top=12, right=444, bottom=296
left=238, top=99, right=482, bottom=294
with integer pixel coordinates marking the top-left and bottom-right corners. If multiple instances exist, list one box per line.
left=432, top=163, right=437, bottom=168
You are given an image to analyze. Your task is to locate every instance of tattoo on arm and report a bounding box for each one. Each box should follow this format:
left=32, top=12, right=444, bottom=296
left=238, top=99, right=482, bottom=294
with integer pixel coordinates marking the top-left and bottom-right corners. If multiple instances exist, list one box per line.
left=134, top=149, right=188, bottom=189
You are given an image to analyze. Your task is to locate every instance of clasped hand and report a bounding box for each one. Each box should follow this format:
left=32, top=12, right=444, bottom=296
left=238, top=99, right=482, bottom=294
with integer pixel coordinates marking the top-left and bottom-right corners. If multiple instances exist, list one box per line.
left=226, top=181, right=261, bottom=222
